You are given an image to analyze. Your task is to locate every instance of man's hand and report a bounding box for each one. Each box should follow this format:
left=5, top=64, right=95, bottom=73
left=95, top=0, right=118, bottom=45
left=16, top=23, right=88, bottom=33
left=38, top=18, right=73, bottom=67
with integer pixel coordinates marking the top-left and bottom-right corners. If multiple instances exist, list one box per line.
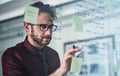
left=50, top=46, right=83, bottom=76
left=60, top=46, right=83, bottom=75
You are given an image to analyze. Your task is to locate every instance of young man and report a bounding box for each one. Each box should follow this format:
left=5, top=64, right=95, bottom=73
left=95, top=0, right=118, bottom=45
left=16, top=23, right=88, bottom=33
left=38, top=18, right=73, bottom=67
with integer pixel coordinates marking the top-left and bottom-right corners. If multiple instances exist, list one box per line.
left=2, top=1, right=82, bottom=76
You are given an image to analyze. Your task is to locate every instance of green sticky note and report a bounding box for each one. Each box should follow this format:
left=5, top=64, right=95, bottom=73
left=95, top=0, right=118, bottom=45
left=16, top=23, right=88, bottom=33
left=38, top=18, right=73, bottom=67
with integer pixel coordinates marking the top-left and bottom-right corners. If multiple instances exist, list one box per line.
left=72, top=16, right=84, bottom=32
left=24, top=6, right=39, bottom=24
left=114, top=59, right=120, bottom=72
left=70, top=57, right=82, bottom=73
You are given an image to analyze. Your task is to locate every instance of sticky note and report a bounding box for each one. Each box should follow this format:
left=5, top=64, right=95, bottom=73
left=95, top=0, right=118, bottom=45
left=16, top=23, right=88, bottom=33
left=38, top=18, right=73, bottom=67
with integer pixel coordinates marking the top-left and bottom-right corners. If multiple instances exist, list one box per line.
left=70, top=57, right=82, bottom=73
left=105, top=0, right=116, bottom=13
left=24, top=6, right=39, bottom=24
left=114, top=59, right=120, bottom=72
left=72, top=16, right=84, bottom=32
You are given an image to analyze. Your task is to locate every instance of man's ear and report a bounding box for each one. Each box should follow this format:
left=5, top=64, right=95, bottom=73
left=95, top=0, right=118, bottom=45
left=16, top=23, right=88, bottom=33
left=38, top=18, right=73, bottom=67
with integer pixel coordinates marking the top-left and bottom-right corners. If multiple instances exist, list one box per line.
left=24, top=22, right=30, bottom=32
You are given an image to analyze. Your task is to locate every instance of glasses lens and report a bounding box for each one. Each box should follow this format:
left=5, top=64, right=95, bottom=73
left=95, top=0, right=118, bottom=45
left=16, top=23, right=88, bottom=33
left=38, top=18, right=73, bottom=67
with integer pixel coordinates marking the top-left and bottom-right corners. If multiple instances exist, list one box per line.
left=40, top=24, right=48, bottom=31
left=52, top=25, right=57, bottom=31
left=50, top=24, right=57, bottom=32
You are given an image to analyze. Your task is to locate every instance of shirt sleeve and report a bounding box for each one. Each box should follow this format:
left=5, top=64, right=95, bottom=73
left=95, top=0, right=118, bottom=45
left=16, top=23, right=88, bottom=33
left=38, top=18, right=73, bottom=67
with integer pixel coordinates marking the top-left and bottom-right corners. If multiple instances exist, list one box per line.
left=1, top=48, right=25, bottom=76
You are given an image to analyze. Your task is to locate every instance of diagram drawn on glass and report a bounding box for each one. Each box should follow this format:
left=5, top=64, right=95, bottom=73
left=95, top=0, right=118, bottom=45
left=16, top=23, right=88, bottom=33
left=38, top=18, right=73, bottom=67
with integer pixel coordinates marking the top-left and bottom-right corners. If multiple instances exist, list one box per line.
left=64, top=35, right=117, bottom=76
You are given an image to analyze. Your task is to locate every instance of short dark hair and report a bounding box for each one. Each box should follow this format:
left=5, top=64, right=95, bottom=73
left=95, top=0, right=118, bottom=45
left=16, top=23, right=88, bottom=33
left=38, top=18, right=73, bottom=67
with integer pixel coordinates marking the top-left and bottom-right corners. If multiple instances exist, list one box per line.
left=30, top=1, right=57, bottom=20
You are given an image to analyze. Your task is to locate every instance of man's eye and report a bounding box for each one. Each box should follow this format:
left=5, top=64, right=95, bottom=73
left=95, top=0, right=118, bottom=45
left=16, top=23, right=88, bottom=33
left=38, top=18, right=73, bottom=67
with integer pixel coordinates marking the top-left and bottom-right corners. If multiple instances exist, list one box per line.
left=41, top=25, right=47, bottom=29
left=49, top=25, right=53, bottom=28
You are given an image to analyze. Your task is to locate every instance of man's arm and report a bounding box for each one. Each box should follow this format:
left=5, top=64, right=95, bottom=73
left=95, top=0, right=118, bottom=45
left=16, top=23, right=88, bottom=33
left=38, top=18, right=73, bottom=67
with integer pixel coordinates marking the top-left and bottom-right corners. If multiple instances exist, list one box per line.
left=2, top=50, right=25, bottom=76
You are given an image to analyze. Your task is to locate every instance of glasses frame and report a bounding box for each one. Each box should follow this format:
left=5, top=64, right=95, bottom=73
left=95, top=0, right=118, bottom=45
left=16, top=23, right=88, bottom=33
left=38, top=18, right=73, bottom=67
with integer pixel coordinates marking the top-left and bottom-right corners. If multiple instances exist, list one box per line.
left=28, top=23, right=57, bottom=32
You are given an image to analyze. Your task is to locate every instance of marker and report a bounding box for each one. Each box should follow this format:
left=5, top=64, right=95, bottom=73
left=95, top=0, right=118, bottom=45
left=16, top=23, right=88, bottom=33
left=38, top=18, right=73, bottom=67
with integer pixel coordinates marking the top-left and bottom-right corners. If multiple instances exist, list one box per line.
left=73, top=45, right=80, bottom=56
left=73, top=45, right=76, bottom=49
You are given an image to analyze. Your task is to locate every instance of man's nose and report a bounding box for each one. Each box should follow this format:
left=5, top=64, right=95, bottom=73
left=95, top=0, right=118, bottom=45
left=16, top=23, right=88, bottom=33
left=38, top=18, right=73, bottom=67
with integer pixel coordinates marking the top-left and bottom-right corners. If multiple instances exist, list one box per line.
left=45, top=29, right=52, bottom=35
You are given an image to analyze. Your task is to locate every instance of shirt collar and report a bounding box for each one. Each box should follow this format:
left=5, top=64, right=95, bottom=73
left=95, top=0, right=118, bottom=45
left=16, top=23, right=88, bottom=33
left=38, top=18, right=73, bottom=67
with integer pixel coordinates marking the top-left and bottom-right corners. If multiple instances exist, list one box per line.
left=24, top=37, right=44, bottom=55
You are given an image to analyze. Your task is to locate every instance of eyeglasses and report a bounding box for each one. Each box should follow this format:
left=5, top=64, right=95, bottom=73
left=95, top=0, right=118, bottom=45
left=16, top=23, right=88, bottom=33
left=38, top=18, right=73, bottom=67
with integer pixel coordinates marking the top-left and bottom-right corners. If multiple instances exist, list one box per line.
left=28, top=23, right=57, bottom=32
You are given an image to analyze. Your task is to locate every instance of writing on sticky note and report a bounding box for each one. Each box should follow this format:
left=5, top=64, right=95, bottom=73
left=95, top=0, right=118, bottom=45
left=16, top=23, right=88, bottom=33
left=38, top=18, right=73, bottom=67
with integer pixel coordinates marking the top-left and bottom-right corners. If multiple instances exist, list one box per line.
left=70, top=57, right=82, bottom=73
left=72, top=16, right=84, bottom=32
left=24, top=6, right=39, bottom=24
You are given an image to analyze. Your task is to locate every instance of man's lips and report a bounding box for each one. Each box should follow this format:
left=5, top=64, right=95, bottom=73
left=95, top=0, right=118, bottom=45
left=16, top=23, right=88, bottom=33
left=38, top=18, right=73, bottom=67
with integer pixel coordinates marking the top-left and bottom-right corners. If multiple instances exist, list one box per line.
left=43, top=36, right=51, bottom=39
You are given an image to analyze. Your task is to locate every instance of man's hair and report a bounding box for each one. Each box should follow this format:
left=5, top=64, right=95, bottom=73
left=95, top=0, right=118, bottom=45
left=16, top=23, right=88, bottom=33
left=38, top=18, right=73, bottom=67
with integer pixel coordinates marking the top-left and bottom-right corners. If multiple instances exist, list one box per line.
left=30, top=1, right=57, bottom=20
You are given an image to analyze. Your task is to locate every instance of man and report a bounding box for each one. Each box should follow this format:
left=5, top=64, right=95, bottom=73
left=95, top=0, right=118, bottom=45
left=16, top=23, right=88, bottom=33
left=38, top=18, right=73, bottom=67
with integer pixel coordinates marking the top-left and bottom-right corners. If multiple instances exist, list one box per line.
left=2, top=1, right=82, bottom=76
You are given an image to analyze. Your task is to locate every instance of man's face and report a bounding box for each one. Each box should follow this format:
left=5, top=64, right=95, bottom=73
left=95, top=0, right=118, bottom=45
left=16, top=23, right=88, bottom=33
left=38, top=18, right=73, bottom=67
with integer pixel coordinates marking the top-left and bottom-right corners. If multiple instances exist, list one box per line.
left=28, top=13, right=53, bottom=47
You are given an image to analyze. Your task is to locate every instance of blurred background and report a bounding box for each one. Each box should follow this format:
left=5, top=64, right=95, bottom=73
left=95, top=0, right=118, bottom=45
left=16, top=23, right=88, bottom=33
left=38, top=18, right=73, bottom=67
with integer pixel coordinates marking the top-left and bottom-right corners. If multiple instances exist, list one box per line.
left=0, top=0, right=120, bottom=76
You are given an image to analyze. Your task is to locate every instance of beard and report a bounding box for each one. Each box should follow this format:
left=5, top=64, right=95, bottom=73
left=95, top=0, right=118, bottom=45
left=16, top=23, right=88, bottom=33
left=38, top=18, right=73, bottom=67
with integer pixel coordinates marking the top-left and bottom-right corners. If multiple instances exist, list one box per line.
left=31, top=27, right=51, bottom=46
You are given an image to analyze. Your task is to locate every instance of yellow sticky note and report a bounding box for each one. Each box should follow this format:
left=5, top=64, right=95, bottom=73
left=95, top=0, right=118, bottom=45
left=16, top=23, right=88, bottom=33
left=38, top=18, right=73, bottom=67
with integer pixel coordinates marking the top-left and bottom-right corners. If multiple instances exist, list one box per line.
left=72, top=16, right=84, bottom=32
left=24, top=6, right=39, bottom=24
left=70, top=57, right=82, bottom=73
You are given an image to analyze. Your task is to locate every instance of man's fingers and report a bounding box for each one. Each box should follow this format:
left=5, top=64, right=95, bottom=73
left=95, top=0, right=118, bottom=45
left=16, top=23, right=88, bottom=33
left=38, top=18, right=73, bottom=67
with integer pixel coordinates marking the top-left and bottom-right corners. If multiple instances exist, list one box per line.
left=65, top=46, right=83, bottom=57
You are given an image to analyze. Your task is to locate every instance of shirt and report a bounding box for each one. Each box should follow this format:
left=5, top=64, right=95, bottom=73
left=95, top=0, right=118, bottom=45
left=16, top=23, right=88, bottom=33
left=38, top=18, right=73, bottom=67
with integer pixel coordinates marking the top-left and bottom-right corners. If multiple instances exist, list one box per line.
left=2, top=37, right=60, bottom=76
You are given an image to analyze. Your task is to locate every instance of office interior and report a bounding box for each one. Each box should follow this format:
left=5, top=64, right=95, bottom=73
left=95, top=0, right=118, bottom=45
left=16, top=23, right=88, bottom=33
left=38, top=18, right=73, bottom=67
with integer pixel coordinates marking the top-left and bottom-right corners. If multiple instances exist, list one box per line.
left=0, top=0, right=120, bottom=76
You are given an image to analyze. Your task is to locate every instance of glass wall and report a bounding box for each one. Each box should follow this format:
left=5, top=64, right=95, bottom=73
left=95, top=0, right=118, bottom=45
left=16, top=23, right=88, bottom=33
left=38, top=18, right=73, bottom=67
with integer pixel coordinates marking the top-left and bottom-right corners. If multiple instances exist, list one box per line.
left=53, top=0, right=120, bottom=76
